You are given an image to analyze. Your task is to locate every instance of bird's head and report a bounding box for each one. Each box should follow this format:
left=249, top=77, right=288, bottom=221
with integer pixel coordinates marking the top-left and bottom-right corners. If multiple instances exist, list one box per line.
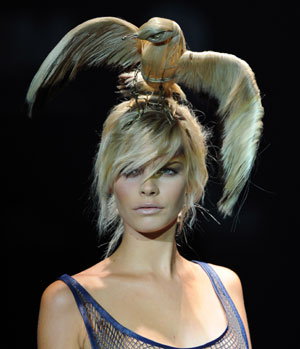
left=137, top=17, right=183, bottom=45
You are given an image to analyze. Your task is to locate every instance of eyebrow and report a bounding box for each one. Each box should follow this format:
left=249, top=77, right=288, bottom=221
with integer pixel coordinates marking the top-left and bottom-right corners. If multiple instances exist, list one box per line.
left=156, top=161, right=184, bottom=171
left=165, top=161, right=184, bottom=166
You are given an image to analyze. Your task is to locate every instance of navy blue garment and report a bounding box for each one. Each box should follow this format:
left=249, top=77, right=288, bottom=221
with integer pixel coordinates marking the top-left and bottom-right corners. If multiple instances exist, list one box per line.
left=58, top=261, right=249, bottom=348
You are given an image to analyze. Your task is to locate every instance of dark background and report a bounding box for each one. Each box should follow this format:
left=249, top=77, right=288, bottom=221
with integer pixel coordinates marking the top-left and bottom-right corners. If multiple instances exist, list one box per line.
left=3, top=1, right=283, bottom=347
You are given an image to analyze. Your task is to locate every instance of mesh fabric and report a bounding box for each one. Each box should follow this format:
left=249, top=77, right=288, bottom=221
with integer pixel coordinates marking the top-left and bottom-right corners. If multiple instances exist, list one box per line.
left=59, top=261, right=248, bottom=348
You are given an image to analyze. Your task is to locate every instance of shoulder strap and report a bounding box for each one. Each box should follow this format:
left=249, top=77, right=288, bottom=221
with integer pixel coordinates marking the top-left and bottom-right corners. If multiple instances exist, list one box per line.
left=192, top=261, right=249, bottom=349
left=58, top=274, right=98, bottom=349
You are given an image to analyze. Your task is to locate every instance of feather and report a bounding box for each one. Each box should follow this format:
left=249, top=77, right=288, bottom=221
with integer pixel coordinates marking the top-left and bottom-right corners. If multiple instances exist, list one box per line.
left=26, top=17, right=140, bottom=117
left=25, top=15, right=264, bottom=217
left=176, top=50, right=264, bottom=216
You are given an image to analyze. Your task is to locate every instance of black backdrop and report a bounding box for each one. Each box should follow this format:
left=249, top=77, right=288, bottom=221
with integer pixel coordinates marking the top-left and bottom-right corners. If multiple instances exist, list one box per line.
left=3, top=1, right=283, bottom=347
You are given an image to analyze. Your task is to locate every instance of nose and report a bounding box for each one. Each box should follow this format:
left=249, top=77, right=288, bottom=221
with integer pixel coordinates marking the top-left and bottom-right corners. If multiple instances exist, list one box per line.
left=139, top=177, right=159, bottom=196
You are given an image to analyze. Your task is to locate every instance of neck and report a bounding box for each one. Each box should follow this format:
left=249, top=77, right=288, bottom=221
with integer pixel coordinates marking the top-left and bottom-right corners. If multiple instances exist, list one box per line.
left=107, top=219, right=186, bottom=281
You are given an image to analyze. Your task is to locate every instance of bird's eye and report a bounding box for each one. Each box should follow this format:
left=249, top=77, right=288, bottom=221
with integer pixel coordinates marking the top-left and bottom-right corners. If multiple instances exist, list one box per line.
left=151, top=33, right=163, bottom=39
left=148, top=31, right=168, bottom=43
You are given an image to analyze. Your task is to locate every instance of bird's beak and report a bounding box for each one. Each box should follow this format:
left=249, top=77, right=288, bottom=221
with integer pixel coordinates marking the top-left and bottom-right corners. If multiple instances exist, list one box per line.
left=122, top=33, right=139, bottom=40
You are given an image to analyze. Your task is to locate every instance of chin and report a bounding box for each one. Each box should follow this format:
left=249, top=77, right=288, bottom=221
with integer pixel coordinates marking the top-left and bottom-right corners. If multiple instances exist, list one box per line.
left=129, top=216, right=178, bottom=235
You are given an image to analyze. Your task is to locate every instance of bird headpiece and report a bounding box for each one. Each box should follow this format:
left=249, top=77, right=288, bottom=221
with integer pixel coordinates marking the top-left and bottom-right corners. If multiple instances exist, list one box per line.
left=26, top=16, right=264, bottom=217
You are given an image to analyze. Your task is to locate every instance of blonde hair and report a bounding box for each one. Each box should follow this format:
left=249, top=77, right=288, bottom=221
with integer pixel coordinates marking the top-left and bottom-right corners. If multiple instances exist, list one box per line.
left=92, top=96, right=209, bottom=258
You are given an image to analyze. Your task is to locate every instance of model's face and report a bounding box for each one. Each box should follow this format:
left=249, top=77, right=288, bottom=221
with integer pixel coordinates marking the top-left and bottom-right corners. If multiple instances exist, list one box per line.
left=113, top=156, right=186, bottom=235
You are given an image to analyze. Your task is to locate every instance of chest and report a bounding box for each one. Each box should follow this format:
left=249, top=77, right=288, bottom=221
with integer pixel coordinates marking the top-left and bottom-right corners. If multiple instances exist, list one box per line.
left=81, top=275, right=227, bottom=348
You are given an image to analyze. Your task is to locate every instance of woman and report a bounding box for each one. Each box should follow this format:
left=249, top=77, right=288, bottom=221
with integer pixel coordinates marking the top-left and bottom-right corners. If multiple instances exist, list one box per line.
left=26, top=17, right=263, bottom=348
left=37, top=92, right=251, bottom=348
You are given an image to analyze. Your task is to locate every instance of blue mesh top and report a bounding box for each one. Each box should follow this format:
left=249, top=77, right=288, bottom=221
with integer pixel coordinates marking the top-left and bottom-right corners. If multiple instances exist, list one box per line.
left=58, top=261, right=249, bottom=348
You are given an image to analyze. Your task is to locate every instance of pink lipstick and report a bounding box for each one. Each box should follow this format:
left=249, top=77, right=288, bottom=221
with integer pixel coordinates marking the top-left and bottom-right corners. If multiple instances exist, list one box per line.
left=134, top=203, right=163, bottom=215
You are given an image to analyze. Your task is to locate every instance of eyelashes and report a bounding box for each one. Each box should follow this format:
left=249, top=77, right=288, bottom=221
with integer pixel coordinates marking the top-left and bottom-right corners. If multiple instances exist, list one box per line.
left=160, top=168, right=179, bottom=176
left=123, top=169, right=141, bottom=178
left=122, top=167, right=179, bottom=178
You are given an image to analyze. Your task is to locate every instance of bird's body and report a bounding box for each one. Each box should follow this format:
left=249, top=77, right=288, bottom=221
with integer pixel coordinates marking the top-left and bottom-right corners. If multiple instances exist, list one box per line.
left=25, top=16, right=264, bottom=217
left=135, top=17, right=186, bottom=90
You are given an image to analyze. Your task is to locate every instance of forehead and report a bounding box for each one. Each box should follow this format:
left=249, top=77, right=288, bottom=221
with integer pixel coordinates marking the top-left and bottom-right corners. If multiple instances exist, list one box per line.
left=151, top=155, right=184, bottom=167
left=145, top=154, right=185, bottom=168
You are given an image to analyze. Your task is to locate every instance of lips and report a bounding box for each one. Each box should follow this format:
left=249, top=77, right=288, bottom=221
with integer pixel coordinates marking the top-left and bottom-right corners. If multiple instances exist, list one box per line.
left=134, top=203, right=164, bottom=215
left=135, top=203, right=163, bottom=210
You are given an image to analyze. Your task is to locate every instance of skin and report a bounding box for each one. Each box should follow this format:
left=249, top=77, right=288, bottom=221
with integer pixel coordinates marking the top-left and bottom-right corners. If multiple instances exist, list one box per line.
left=37, top=156, right=252, bottom=348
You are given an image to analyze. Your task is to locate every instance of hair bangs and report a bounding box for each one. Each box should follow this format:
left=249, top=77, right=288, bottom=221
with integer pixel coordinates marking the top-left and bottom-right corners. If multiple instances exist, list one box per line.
left=110, top=110, right=186, bottom=185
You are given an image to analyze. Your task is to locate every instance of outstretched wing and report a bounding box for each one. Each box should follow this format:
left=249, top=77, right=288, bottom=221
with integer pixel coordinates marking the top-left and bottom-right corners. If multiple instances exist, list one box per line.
left=176, top=50, right=264, bottom=216
left=26, top=17, right=140, bottom=117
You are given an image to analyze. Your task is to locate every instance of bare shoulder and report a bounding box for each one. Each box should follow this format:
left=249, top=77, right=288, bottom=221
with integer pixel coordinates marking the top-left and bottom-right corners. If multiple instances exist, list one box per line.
left=208, top=263, right=252, bottom=348
left=41, top=280, right=75, bottom=309
left=209, top=264, right=243, bottom=295
left=38, top=280, right=82, bottom=348
left=208, top=263, right=245, bottom=312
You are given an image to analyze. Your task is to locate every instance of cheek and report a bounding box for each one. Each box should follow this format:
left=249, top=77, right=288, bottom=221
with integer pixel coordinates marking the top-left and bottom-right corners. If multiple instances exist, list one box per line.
left=176, top=183, right=186, bottom=210
left=160, top=177, right=186, bottom=210
left=113, top=178, right=137, bottom=210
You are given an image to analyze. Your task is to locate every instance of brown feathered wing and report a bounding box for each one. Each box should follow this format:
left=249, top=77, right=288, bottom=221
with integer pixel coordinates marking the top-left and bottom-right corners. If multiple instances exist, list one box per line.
left=176, top=50, right=264, bottom=216
left=26, top=17, right=140, bottom=117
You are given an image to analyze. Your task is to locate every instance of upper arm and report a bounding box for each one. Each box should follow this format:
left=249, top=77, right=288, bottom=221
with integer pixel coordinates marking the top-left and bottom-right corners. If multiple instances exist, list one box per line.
left=210, top=264, right=252, bottom=349
left=37, top=280, right=82, bottom=349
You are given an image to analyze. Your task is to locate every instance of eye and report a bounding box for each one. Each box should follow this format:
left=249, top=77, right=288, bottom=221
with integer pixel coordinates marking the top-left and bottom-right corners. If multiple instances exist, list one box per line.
left=150, top=32, right=163, bottom=40
left=158, top=167, right=178, bottom=176
left=122, top=168, right=142, bottom=178
left=148, top=31, right=170, bottom=43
